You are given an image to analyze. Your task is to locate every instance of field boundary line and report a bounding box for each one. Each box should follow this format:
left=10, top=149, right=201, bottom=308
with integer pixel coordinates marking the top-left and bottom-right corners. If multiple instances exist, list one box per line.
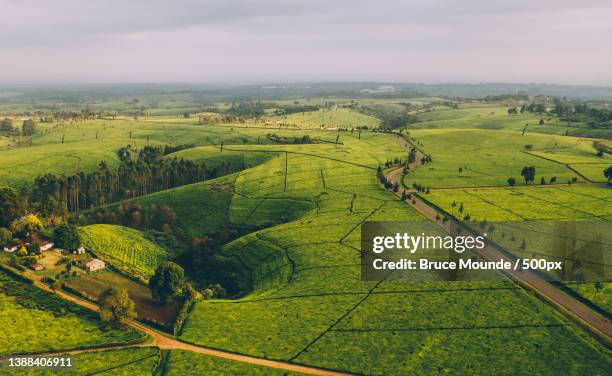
left=288, top=275, right=390, bottom=362
left=331, top=323, right=568, bottom=333
left=523, top=149, right=593, bottom=182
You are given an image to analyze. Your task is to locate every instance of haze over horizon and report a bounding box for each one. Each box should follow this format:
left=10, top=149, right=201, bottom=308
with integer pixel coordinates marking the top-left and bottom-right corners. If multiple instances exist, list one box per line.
left=1, top=0, right=611, bottom=86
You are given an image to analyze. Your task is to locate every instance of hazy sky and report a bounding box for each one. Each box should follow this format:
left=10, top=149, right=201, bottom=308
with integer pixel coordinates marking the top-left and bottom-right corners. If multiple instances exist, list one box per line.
left=1, top=0, right=611, bottom=85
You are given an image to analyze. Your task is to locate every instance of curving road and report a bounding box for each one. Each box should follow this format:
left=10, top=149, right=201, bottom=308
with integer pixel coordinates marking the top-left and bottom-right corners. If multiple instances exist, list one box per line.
left=385, top=134, right=612, bottom=342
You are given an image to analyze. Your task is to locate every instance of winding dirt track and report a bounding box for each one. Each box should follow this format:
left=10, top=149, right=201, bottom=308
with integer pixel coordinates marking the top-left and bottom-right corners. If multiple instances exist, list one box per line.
left=386, top=134, right=612, bottom=343
left=27, top=279, right=352, bottom=376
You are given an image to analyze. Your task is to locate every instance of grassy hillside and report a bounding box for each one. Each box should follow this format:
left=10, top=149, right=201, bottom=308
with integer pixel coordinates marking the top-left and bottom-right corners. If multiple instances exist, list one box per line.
left=178, top=132, right=611, bottom=374
left=79, top=224, right=168, bottom=281
left=0, top=118, right=344, bottom=188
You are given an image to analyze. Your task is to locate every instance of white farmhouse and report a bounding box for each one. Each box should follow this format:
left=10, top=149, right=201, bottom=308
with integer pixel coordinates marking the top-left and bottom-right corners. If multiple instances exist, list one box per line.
left=84, top=258, right=106, bottom=272
left=40, top=242, right=54, bottom=251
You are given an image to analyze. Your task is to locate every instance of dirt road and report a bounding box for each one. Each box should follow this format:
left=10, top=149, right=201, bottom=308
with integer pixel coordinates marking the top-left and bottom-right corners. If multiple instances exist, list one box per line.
left=24, top=278, right=352, bottom=376
left=385, top=134, right=612, bottom=342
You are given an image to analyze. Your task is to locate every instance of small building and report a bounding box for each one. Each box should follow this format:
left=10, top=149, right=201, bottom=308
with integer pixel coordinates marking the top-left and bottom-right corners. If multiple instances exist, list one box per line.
left=75, top=246, right=86, bottom=255
left=40, top=242, right=54, bottom=251
left=30, top=263, right=44, bottom=271
left=3, top=246, right=17, bottom=253
left=84, top=258, right=105, bottom=272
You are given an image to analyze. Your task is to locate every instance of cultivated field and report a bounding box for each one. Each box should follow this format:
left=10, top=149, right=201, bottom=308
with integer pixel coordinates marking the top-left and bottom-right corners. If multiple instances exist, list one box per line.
left=0, top=347, right=160, bottom=375
left=79, top=224, right=168, bottom=281
left=0, top=93, right=610, bottom=375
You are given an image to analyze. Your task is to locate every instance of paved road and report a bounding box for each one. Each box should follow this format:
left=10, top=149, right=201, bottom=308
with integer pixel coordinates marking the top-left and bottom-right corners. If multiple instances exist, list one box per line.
left=386, top=134, right=612, bottom=342
left=26, top=278, right=353, bottom=376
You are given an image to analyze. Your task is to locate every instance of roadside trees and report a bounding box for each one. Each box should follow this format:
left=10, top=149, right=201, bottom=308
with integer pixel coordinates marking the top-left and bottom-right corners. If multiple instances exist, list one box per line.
left=99, top=287, right=136, bottom=325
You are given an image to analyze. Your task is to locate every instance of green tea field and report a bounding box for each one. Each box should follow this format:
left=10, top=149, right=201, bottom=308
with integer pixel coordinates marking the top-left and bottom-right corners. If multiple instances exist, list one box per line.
left=79, top=224, right=168, bottom=281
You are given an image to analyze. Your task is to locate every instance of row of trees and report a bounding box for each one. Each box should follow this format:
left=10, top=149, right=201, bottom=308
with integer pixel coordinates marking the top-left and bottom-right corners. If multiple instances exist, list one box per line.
left=28, top=145, right=236, bottom=216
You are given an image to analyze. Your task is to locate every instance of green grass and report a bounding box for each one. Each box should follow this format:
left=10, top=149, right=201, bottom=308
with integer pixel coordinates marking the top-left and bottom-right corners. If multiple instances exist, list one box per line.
left=563, top=282, right=611, bottom=313
left=264, top=108, right=381, bottom=129
left=0, top=347, right=159, bottom=375
left=79, top=224, right=168, bottom=281
left=0, top=118, right=348, bottom=188
left=404, top=129, right=595, bottom=188
left=3, top=102, right=612, bottom=374
left=412, top=106, right=611, bottom=138
left=0, top=140, right=128, bottom=188
left=177, top=132, right=611, bottom=374
left=295, top=324, right=610, bottom=376
left=167, top=145, right=275, bottom=170
left=425, top=184, right=612, bottom=222
left=0, top=269, right=144, bottom=355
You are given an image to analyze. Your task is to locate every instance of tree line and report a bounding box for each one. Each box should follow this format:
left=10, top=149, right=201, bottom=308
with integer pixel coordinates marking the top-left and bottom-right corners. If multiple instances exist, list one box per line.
left=22, top=144, right=238, bottom=217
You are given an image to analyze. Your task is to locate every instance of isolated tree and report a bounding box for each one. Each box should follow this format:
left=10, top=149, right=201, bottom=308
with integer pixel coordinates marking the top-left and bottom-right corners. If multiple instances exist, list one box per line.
left=22, top=119, right=37, bottom=136
left=507, top=177, right=516, bottom=186
left=520, top=166, right=536, bottom=184
left=540, top=177, right=546, bottom=185
left=99, top=287, right=136, bottom=325
left=149, top=261, right=184, bottom=304
left=538, top=119, right=545, bottom=125
left=605, top=165, right=612, bottom=182
left=53, top=223, right=81, bottom=250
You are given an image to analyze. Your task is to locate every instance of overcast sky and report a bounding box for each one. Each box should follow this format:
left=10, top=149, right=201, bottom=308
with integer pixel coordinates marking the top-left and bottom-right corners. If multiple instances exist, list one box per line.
left=1, top=0, right=611, bottom=85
